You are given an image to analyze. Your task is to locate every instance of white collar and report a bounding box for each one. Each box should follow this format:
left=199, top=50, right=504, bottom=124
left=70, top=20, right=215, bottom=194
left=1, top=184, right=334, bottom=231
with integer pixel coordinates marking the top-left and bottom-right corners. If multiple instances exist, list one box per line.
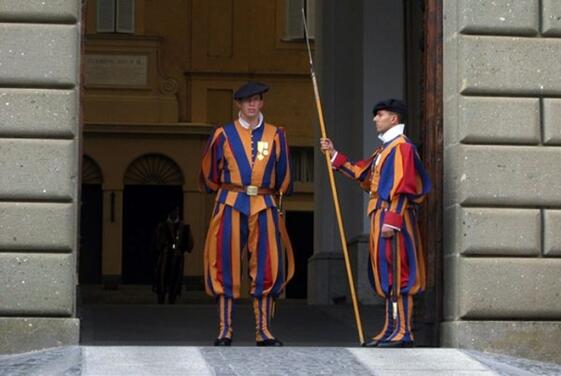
left=378, top=123, right=405, bottom=144
left=238, top=112, right=263, bottom=130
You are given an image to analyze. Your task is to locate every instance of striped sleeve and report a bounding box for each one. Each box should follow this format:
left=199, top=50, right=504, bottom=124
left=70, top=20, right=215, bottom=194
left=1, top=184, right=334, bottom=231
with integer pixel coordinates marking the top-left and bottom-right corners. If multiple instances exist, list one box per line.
left=332, top=152, right=374, bottom=191
left=199, top=127, right=226, bottom=193
left=274, top=127, right=293, bottom=195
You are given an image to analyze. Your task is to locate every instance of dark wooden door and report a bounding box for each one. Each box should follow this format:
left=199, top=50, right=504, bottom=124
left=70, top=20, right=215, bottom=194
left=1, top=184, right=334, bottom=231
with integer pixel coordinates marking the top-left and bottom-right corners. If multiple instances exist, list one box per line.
left=403, top=0, right=444, bottom=346
left=418, top=0, right=444, bottom=346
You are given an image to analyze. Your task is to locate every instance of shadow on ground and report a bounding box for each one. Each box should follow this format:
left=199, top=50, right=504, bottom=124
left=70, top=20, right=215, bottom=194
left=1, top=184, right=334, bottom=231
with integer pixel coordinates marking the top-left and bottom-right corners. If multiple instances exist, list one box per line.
left=79, top=300, right=385, bottom=347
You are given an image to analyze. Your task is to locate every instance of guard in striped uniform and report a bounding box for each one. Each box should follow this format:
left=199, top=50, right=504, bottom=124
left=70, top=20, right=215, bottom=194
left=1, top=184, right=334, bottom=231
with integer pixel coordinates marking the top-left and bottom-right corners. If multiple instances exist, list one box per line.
left=200, top=81, right=294, bottom=347
left=320, top=99, right=431, bottom=348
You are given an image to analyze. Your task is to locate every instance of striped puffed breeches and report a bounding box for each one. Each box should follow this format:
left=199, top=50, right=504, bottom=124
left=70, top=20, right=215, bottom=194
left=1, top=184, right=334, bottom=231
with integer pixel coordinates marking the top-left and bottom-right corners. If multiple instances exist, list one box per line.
left=204, top=203, right=287, bottom=340
left=368, top=207, right=426, bottom=343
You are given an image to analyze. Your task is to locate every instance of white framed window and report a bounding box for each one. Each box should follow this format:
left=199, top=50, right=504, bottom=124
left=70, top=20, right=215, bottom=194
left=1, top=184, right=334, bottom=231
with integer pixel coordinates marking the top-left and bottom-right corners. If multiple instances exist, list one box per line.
left=96, top=0, right=135, bottom=34
left=290, top=147, right=314, bottom=183
left=284, top=0, right=315, bottom=41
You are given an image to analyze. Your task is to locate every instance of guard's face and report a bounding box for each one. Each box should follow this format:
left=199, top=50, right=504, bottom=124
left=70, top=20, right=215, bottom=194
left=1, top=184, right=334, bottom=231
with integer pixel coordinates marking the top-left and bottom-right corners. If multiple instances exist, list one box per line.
left=237, top=94, right=263, bottom=119
left=373, top=110, right=398, bottom=134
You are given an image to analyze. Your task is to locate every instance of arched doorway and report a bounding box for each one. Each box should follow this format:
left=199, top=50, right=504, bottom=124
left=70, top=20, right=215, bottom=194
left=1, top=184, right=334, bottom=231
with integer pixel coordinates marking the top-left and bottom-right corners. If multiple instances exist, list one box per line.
left=122, top=154, right=184, bottom=285
left=80, top=156, right=103, bottom=284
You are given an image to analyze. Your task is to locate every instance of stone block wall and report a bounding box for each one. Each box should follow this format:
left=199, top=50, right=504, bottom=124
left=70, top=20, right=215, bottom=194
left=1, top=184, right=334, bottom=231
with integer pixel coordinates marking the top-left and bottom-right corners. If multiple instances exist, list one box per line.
left=0, top=1, right=81, bottom=353
left=442, top=0, right=561, bottom=363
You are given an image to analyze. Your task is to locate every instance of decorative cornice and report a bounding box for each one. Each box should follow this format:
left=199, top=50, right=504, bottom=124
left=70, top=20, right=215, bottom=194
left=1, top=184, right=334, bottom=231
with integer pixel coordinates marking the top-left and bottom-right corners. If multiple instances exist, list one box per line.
left=84, top=122, right=214, bottom=136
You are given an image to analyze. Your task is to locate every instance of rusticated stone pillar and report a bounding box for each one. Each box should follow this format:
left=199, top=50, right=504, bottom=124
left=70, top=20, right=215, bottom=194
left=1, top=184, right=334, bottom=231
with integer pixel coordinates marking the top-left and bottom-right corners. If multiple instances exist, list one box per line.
left=0, top=0, right=82, bottom=353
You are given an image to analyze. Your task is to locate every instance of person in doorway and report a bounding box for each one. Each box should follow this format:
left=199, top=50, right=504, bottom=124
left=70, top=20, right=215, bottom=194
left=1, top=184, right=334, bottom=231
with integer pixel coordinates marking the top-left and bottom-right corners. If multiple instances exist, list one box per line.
left=153, top=207, right=194, bottom=304
left=199, top=81, right=294, bottom=347
left=320, top=99, right=431, bottom=347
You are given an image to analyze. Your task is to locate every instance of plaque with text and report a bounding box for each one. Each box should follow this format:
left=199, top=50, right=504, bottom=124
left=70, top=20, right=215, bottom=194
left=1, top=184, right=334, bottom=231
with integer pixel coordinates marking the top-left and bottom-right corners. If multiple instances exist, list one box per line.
left=85, top=54, right=148, bottom=87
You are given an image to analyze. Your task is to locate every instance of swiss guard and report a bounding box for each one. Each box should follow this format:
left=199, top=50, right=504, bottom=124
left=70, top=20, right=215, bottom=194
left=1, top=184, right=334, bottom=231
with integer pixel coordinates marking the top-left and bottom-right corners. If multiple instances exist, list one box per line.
left=320, top=99, right=432, bottom=347
left=199, top=81, right=294, bottom=347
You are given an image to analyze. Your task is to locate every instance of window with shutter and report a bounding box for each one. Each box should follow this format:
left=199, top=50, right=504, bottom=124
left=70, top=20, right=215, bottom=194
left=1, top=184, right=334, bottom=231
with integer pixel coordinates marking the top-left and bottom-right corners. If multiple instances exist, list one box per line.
left=284, top=0, right=304, bottom=41
left=97, top=0, right=116, bottom=33
left=290, top=147, right=314, bottom=183
left=117, top=0, right=135, bottom=34
left=96, top=0, right=135, bottom=34
left=284, top=0, right=315, bottom=41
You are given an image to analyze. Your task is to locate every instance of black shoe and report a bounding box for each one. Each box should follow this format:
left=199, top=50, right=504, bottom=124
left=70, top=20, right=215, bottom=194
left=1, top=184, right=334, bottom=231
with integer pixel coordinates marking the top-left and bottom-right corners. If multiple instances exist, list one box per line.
left=362, top=339, right=380, bottom=348
left=256, top=338, right=283, bottom=347
left=213, top=337, right=232, bottom=346
left=377, top=340, right=414, bottom=348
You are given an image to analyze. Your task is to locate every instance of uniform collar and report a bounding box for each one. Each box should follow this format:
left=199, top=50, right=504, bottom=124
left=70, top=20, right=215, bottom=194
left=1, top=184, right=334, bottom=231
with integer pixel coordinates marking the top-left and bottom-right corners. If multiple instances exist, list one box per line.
left=378, top=123, right=405, bottom=144
left=238, top=112, right=264, bottom=130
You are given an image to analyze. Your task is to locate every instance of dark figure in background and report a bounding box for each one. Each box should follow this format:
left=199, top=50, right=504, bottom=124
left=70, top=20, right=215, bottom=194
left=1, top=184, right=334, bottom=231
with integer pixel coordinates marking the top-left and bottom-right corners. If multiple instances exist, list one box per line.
left=153, top=207, right=194, bottom=304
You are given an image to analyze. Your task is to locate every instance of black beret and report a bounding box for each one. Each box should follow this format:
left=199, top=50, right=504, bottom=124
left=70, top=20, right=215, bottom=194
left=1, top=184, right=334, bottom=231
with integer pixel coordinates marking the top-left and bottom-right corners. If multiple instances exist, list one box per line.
left=372, top=98, right=408, bottom=120
left=234, top=81, right=270, bottom=100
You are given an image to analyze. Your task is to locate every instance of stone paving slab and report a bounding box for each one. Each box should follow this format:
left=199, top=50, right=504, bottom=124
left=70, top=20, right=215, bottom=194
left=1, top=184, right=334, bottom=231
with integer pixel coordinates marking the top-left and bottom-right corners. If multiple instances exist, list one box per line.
left=0, top=346, right=81, bottom=376
left=466, top=350, right=561, bottom=376
left=350, top=348, right=496, bottom=375
left=3, top=346, right=561, bottom=376
left=82, top=347, right=212, bottom=376
left=200, top=347, right=372, bottom=376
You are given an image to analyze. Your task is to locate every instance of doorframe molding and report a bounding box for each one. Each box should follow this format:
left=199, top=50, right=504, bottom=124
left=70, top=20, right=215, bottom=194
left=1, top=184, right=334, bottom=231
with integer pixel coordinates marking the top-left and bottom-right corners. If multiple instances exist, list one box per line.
left=419, top=0, right=444, bottom=346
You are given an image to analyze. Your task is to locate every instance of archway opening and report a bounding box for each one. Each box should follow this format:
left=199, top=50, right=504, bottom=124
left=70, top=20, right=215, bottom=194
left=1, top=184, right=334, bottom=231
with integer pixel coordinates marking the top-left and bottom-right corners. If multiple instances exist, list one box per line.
left=79, top=155, right=103, bottom=285
left=122, top=154, right=184, bottom=285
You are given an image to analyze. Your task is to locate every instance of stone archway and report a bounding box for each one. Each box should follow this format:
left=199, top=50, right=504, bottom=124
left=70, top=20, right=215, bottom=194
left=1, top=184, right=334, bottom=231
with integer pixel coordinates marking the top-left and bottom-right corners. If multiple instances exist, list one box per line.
left=121, top=154, right=185, bottom=284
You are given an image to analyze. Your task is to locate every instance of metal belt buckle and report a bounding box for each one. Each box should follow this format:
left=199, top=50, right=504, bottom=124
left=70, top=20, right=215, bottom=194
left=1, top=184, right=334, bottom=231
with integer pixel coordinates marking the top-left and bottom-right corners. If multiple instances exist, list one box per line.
left=246, top=185, right=258, bottom=196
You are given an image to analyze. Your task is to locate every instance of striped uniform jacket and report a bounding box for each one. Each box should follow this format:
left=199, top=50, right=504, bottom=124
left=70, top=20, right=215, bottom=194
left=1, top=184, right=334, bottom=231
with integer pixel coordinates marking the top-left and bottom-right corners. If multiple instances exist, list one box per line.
left=332, top=134, right=431, bottom=297
left=199, top=120, right=292, bottom=215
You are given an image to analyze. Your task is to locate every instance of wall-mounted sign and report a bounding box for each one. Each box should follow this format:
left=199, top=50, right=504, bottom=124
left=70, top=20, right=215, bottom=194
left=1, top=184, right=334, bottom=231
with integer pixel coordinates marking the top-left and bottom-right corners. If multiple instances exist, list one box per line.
left=85, top=54, right=148, bottom=87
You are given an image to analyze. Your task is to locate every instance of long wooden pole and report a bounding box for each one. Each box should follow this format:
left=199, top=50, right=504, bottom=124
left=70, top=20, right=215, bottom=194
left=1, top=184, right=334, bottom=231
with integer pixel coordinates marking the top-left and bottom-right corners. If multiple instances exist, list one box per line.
left=302, top=10, right=365, bottom=345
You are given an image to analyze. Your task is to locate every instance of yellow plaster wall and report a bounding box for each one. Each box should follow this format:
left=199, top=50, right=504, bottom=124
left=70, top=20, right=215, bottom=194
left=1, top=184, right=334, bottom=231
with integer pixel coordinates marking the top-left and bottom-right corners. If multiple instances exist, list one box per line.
left=82, top=0, right=314, bottom=283
left=84, top=131, right=212, bottom=277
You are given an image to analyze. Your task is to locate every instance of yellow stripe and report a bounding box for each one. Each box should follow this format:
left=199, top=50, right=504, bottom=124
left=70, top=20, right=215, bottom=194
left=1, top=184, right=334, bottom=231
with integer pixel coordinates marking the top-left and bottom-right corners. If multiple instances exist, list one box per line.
left=370, top=137, right=406, bottom=195
left=370, top=210, right=385, bottom=297
left=204, top=204, right=225, bottom=296
left=218, top=296, right=233, bottom=339
left=234, top=121, right=253, bottom=166
left=265, top=210, right=279, bottom=295
left=407, top=295, right=414, bottom=341
left=392, top=296, right=406, bottom=341
left=373, top=299, right=390, bottom=341
left=222, top=134, right=242, bottom=185
left=231, top=210, right=242, bottom=299
left=252, top=297, right=274, bottom=341
left=396, top=233, right=402, bottom=295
